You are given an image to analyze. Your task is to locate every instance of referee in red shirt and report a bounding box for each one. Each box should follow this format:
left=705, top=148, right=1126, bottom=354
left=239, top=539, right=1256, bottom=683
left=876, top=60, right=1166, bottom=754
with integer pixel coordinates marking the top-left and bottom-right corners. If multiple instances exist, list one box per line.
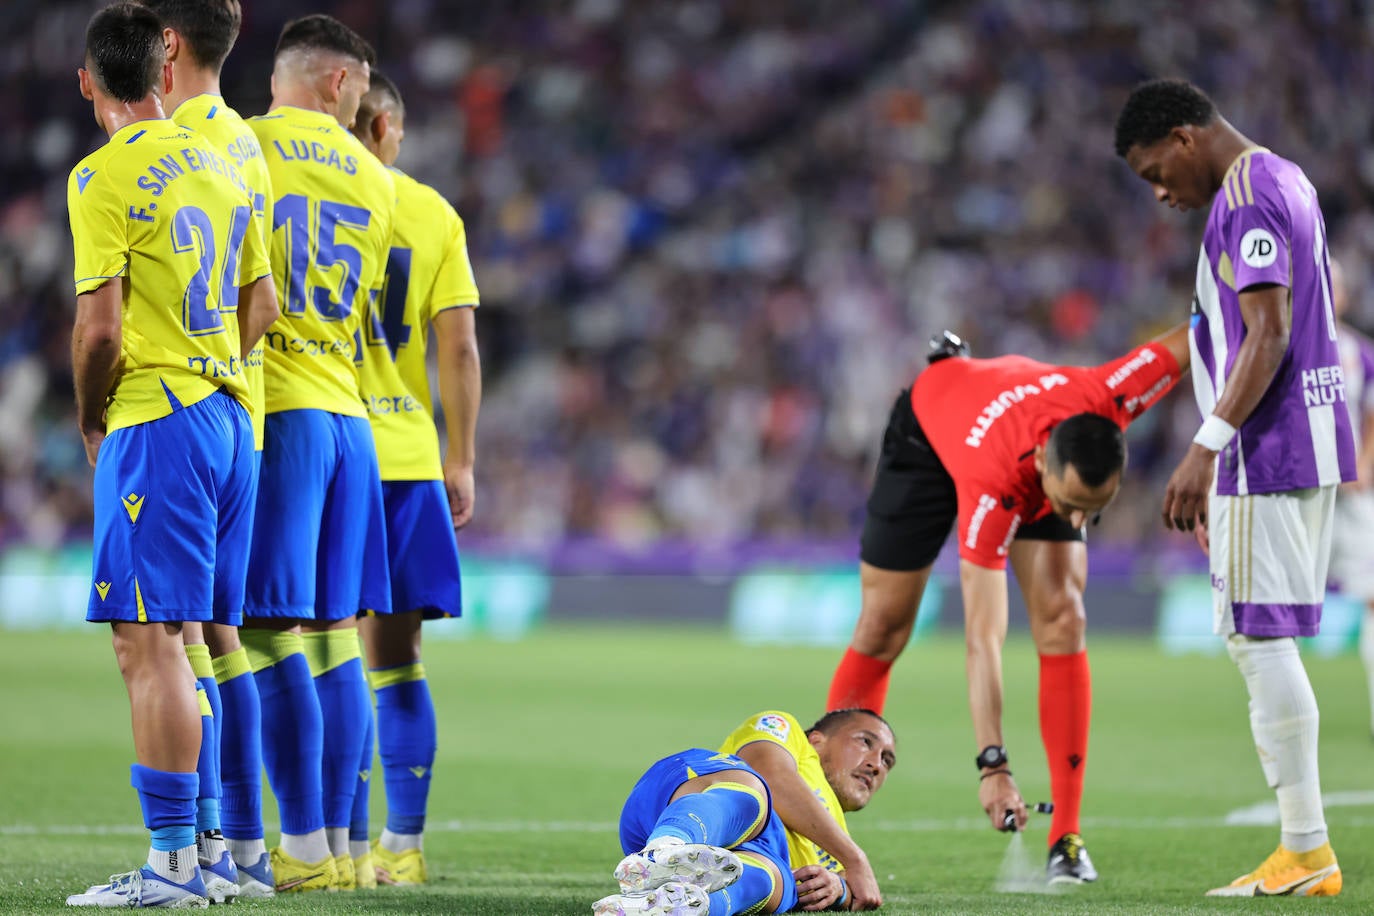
left=828, top=322, right=1190, bottom=884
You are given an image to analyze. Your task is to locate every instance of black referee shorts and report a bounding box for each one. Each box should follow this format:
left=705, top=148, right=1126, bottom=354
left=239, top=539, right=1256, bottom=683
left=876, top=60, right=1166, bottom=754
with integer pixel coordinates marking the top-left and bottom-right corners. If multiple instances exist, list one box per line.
left=858, top=388, right=1083, bottom=572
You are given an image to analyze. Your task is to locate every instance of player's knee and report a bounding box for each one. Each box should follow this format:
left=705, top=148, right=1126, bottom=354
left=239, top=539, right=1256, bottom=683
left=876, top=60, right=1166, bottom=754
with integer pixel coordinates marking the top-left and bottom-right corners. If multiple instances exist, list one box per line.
left=675, top=768, right=768, bottom=809
left=703, top=780, right=768, bottom=842
left=360, top=611, right=423, bottom=667
left=111, top=622, right=187, bottom=678
left=1029, top=588, right=1086, bottom=650
left=1225, top=633, right=1295, bottom=673
left=853, top=596, right=920, bottom=658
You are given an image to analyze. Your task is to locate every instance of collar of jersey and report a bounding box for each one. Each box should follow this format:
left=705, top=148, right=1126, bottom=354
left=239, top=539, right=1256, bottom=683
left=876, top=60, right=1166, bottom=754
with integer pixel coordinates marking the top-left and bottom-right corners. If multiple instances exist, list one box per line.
left=172, top=93, right=224, bottom=117
left=1222, top=144, right=1273, bottom=178
left=270, top=105, right=339, bottom=128
left=110, top=118, right=173, bottom=144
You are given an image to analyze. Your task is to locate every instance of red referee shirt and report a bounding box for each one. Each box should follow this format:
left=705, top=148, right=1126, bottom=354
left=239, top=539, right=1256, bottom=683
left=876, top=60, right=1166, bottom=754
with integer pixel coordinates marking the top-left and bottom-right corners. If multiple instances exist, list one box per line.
left=912, top=341, right=1181, bottom=569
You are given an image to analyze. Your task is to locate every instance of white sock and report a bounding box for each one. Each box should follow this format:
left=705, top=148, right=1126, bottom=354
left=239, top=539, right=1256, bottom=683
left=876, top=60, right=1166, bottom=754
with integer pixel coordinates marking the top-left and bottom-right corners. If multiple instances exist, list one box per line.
left=148, top=844, right=199, bottom=884
left=379, top=828, right=422, bottom=854
left=281, top=829, right=331, bottom=864
left=1360, top=608, right=1374, bottom=734
left=226, top=837, right=266, bottom=867
left=350, top=840, right=371, bottom=860
left=196, top=831, right=228, bottom=865
left=644, top=835, right=686, bottom=852
left=326, top=827, right=350, bottom=857
left=1226, top=635, right=1328, bottom=845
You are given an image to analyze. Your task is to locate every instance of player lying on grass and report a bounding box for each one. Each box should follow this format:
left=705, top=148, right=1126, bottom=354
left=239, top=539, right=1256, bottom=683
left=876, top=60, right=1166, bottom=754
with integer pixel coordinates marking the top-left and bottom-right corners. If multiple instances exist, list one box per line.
left=594, top=709, right=895, bottom=915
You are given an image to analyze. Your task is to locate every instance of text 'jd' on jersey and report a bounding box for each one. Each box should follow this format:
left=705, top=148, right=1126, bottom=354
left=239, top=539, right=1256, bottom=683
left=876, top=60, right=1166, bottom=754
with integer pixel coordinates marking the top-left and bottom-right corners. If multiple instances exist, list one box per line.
left=249, top=105, right=396, bottom=417
left=67, top=119, right=270, bottom=433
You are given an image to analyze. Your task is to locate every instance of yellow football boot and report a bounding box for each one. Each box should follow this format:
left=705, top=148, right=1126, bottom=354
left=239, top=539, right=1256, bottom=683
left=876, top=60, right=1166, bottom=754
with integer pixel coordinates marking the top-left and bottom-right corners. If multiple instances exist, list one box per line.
left=333, top=853, right=356, bottom=891
left=371, top=840, right=427, bottom=886
left=268, top=847, right=338, bottom=893
left=1206, top=843, right=1341, bottom=897
left=353, top=849, right=378, bottom=890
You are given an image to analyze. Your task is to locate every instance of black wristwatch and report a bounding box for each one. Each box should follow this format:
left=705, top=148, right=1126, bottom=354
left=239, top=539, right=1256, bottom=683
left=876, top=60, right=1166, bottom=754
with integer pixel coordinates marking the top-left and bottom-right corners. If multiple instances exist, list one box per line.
left=975, top=745, right=1009, bottom=771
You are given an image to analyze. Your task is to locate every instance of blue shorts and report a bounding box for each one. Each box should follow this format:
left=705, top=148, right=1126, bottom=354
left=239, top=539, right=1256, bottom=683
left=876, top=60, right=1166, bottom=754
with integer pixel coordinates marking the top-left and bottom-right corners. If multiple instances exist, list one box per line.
left=379, top=480, right=462, bottom=618
left=245, top=409, right=390, bottom=620
left=89, top=389, right=255, bottom=625
left=619, top=749, right=798, bottom=913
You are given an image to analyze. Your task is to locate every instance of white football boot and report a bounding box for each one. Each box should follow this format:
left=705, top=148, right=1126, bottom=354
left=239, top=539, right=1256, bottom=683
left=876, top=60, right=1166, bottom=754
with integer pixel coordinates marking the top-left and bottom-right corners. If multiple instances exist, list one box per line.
left=592, top=881, right=710, bottom=916
left=614, top=838, right=742, bottom=895
left=66, top=865, right=209, bottom=908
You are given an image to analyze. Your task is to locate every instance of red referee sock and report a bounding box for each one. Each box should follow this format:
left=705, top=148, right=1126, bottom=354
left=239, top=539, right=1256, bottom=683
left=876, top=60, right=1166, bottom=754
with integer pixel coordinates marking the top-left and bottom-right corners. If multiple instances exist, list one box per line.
left=827, top=648, right=893, bottom=714
left=1039, top=650, right=1091, bottom=846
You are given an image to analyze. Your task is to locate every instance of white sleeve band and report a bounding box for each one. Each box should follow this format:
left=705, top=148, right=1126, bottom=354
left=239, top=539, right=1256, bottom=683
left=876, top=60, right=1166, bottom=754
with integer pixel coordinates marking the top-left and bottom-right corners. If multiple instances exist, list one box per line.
left=1193, top=414, right=1237, bottom=452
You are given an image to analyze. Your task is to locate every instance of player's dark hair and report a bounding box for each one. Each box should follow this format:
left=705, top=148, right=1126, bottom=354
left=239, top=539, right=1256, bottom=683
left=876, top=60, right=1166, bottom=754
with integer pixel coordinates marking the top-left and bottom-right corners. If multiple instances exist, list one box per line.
left=1114, top=79, right=1217, bottom=158
left=275, top=13, right=375, bottom=67
left=807, top=708, right=890, bottom=739
left=1046, top=413, right=1125, bottom=488
left=354, top=70, right=404, bottom=139
left=85, top=2, right=166, bottom=104
left=138, top=0, right=240, bottom=71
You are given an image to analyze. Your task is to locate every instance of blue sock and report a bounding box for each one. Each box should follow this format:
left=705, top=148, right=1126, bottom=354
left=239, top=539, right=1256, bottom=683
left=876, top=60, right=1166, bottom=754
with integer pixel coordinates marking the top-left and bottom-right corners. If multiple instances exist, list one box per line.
left=305, top=630, right=370, bottom=830
left=131, top=765, right=198, bottom=852
left=214, top=648, right=264, bottom=841
left=371, top=663, right=436, bottom=835
left=351, top=697, right=376, bottom=843
left=192, top=685, right=221, bottom=835
left=648, top=783, right=767, bottom=849
left=186, top=647, right=222, bottom=836
left=198, top=673, right=223, bottom=751
left=247, top=632, right=324, bottom=836
left=707, top=856, right=776, bottom=915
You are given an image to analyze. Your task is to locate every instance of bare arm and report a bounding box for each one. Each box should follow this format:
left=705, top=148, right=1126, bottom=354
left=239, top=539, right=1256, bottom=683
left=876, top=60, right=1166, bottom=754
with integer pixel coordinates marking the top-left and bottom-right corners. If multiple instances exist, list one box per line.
left=960, top=560, right=1009, bottom=750
left=735, top=740, right=881, bottom=910
left=1162, top=284, right=1289, bottom=531
left=433, top=305, right=481, bottom=529
left=72, top=281, right=122, bottom=466
left=1211, top=284, right=1290, bottom=427
left=960, top=559, right=1027, bottom=830
left=237, top=275, right=280, bottom=363
left=1151, top=320, right=1192, bottom=375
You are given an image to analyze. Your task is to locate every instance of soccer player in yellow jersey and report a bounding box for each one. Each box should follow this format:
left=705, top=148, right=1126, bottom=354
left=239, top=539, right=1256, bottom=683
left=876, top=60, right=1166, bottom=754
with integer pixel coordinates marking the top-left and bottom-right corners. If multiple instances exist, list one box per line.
left=596, top=710, right=894, bottom=915
left=243, top=15, right=395, bottom=893
left=139, top=0, right=277, bottom=900
left=347, top=71, right=481, bottom=889
left=64, top=3, right=276, bottom=907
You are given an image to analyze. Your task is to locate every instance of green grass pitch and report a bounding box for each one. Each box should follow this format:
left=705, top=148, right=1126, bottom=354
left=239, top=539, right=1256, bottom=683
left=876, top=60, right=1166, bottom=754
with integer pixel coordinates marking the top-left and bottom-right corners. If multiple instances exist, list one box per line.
left=2, top=625, right=1372, bottom=914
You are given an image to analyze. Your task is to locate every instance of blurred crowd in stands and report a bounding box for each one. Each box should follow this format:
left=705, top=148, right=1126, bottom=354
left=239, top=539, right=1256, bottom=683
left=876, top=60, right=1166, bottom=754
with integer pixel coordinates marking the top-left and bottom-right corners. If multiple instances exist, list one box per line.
left=2, top=0, right=1372, bottom=561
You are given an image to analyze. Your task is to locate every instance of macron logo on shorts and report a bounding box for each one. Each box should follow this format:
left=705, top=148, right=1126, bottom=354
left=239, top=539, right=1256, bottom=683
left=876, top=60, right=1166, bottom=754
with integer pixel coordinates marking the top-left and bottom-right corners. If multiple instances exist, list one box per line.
left=122, top=492, right=145, bottom=524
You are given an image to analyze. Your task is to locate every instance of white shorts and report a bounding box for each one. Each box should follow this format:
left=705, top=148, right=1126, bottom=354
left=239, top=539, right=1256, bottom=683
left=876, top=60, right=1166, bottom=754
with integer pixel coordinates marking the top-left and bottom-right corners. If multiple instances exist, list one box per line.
left=1209, top=486, right=1335, bottom=638
left=1327, top=488, right=1374, bottom=601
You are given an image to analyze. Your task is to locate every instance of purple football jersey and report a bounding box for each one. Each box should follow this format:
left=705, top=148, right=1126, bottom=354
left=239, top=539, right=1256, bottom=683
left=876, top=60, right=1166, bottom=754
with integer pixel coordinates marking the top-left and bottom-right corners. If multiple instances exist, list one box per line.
left=1189, top=148, right=1356, bottom=495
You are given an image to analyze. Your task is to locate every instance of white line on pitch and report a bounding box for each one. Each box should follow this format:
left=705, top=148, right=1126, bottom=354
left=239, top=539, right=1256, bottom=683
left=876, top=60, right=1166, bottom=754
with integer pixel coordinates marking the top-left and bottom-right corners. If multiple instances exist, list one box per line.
left=6, top=793, right=1374, bottom=839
